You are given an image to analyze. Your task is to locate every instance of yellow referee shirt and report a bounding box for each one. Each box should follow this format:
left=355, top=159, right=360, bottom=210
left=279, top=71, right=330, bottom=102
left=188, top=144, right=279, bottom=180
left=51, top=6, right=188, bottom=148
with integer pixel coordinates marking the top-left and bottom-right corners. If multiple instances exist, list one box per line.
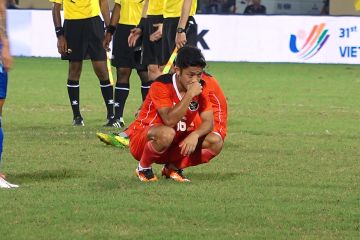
left=49, top=0, right=101, bottom=20
left=147, top=0, right=163, bottom=16
left=163, top=0, right=197, bottom=18
left=115, top=0, right=144, bottom=25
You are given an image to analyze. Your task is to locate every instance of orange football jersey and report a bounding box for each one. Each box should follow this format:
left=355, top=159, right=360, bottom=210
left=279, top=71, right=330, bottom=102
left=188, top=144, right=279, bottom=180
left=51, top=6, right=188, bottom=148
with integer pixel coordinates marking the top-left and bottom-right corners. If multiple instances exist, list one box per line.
left=130, top=73, right=212, bottom=135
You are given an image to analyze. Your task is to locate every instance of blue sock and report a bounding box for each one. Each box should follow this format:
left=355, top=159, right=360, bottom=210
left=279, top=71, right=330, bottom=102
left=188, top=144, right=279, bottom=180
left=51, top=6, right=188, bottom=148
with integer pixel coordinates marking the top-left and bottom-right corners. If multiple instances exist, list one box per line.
left=0, top=117, right=3, bottom=164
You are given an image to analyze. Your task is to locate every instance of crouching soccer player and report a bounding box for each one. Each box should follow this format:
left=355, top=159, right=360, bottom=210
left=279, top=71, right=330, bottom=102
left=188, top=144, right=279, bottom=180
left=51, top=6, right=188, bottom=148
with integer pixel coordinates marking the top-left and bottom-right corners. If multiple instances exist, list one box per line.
left=128, top=46, right=222, bottom=182
left=96, top=71, right=228, bottom=153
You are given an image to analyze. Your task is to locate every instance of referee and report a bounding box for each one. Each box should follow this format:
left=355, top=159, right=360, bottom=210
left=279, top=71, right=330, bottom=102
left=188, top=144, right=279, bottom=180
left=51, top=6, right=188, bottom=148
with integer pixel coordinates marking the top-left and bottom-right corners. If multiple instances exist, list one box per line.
left=162, top=0, right=198, bottom=64
left=50, top=0, right=115, bottom=126
left=136, top=0, right=164, bottom=81
left=103, top=0, right=149, bottom=128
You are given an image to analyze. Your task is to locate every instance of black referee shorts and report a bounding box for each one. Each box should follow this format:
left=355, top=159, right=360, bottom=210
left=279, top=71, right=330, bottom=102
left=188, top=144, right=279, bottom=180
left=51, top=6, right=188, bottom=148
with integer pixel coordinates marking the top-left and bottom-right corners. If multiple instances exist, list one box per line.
left=162, top=16, right=197, bottom=65
left=112, top=24, right=147, bottom=71
left=142, top=15, right=163, bottom=66
left=62, top=16, right=106, bottom=61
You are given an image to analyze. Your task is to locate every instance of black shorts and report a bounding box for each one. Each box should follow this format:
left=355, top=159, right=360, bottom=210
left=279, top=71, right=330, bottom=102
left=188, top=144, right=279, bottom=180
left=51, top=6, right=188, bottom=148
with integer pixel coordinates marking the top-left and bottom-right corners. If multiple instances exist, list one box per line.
left=162, top=16, right=197, bottom=65
left=112, top=24, right=147, bottom=71
left=62, top=16, right=106, bottom=61
left=142, top=15, right=163, bottom=66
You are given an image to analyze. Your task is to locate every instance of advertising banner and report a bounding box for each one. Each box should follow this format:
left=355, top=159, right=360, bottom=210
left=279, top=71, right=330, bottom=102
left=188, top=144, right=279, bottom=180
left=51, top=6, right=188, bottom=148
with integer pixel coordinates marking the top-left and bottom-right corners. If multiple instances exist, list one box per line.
left=196, top=15, right=360, bottom=64
left=7, top=10, right=360, bottom=64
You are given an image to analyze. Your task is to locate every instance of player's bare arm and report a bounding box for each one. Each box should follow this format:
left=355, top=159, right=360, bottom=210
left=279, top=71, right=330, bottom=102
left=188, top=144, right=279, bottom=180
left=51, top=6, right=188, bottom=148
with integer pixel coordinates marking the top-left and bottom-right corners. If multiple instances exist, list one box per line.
left=142, top=0, right=149, bottom=17
left=0, top=0, right=7, bottom=42
left=193, top=109, right=214, bottom=139
left=99, top=0, right=111, bottom=27
left=176, top=0, right=192, bottom=49
left=103, top=3, right=120, bottom=50
left=179, top=109, right=214, bottom=156
left=157, top=81, right=202, bottom=127
left=0, top=0, right=12, bottom=71
left=52, top=3, right=67, bottom=55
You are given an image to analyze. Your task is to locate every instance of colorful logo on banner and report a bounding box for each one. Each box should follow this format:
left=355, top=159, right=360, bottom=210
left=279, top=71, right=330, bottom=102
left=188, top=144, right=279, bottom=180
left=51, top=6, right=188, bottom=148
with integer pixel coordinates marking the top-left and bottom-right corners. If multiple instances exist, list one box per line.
left=289, top=23, right=330, bottom=60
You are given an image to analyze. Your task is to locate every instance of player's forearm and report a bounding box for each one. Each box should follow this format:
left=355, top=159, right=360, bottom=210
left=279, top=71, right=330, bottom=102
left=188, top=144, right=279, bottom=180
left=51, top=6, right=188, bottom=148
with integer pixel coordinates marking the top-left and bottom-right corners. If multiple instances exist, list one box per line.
left=99, top=0, right=110, bottom=27
left=193, top=122, right=213, bottom=138
left=109, top=3, right=120, bottom=27
left=142, top=0, right=149, bottom=18
left=161, top=94, right=194, bottom=127
left=52, top=3, right=62, bottom=28
left=0, top=1, right=8, bottom=43
left=193, top=110, right=214, bottom=138
left=177, top=0, right=192, bottom=29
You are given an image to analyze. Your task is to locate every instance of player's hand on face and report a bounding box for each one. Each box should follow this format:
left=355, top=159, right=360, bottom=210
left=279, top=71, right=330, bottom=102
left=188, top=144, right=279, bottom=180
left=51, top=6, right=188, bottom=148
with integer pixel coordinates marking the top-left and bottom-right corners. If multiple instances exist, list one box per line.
left=103, top=32, right=112, bottom=51
left=187, top=80, right=203, bottom=97
left=179, top=132, right=199, bottom=156
left=149, top=23, right=163, bottom=42
left=128, top=27, right=142, bottom=47
left=57, top=36, right=67, bottom=55
left=175, top=32, right=187, bottom=49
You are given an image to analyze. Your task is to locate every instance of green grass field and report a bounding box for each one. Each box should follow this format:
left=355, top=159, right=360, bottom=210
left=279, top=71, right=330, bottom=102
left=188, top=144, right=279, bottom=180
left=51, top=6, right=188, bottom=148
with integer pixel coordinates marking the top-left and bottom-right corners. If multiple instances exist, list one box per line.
left=0, top=58, right=359, bottom=239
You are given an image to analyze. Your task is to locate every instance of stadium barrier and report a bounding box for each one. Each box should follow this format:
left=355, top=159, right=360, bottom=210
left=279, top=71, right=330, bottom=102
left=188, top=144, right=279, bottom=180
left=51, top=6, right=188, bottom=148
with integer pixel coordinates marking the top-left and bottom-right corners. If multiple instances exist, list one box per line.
left=7, top=10, right=360, bottom=64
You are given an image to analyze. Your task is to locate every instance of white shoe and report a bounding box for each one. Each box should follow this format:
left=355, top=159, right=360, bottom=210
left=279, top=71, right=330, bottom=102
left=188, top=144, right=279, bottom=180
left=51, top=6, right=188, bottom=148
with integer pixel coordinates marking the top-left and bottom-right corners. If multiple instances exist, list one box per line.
left=0, top=177, right=19, bottom=188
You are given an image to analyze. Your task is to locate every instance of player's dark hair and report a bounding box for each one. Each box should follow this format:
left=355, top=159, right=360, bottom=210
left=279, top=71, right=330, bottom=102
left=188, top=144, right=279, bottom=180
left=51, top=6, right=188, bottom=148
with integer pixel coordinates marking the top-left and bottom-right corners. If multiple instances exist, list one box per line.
left=175, top=46, right=206, bottom=69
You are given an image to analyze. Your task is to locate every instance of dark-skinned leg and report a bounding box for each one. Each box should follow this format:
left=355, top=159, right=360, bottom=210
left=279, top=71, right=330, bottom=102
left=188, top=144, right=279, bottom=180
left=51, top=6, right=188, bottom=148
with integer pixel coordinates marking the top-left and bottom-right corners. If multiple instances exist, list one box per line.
left=137, top=69, right=151, bottom=101
left=67, top=61, right=84, bottom=125
left=114, top=67, right=132, bottom=124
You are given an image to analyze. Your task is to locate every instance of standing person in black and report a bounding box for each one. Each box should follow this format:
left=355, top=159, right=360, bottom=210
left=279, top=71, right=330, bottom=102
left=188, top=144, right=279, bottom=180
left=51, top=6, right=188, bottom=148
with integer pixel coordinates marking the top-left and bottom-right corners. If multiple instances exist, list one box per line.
left=50, top=0, right=115, bottom=127
left=103, top=0, right=149, bottom=128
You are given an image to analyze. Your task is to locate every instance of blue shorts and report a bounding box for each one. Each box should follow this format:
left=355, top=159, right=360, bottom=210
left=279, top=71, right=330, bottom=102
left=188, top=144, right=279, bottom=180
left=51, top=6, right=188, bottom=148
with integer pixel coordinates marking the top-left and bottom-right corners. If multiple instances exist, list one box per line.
left=0, top=65, right=8, bottom=99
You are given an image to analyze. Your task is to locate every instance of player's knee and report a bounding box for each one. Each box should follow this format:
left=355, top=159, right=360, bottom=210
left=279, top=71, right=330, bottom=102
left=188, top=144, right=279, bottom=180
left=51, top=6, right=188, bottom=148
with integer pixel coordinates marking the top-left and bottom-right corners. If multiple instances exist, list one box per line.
left=137, top=70, right=149, bottom=84
left=116, top=68, right=131, bottom=83
left=95, top=68, right=108, bottom=80
left=148, top=65, right=161, bottom=80
left=152, top=126, right=174, bottom=148
left=203, top=133, right=223, bottom=155
left=149, top=125, right=176, bottom=149
left=68, top=62, right=82, bottom=80
left=90, top=61, right=107, bottom=80
left=158, top=127, right=176, bottom=147
left=68, top=68, right=81, bottom=80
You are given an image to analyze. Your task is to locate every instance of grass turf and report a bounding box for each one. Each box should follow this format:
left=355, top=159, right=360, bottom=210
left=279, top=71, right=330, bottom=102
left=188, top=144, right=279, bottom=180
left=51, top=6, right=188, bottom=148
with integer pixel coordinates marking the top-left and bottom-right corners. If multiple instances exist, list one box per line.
left=0, top=58, right=359, bottom=239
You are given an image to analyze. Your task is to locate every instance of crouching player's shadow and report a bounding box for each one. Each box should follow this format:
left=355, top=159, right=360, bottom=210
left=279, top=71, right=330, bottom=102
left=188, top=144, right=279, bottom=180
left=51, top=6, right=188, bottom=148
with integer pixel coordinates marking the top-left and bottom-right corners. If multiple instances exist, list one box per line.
left=189, top=171, right=241, bottom=181
left=10, top=169, right=83, bottom=183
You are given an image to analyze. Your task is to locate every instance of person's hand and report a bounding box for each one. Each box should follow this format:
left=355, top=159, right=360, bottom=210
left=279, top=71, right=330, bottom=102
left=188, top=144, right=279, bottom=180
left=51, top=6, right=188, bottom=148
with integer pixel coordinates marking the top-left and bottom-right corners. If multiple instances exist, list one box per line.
left=1, top=41, right=12, bottom=71
left=175, top=32, right=187, bottom=49
left=128, top=27, right=142, bottom=47
left=103, top=32, right=112, bottom=51
left=149, top=23, right=163, bottom=42
left=186, top=80, right=203, bottom=98
left=179, top=132, right=199, bottom=156
left=57, top=36, right=68, bottom=55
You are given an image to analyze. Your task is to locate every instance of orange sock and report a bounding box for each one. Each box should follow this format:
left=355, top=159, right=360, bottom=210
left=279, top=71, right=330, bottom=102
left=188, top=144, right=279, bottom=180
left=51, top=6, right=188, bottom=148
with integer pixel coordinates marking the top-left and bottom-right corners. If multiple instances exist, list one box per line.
left=175, top=148, right=216, bottom=169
